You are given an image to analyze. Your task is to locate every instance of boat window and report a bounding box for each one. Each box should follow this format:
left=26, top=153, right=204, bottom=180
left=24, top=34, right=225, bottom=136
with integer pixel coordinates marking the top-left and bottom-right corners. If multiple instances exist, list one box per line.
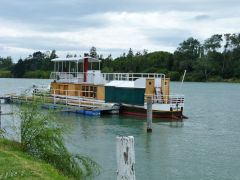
left=82, top=86, right=85, bottom=96
left=94, top=87, right=97, bottom=98
left=165, top=82, right=167, bottom=86
left=86, top=86, right=89, bottom=97
left=90, top=86, right=93, bottom=97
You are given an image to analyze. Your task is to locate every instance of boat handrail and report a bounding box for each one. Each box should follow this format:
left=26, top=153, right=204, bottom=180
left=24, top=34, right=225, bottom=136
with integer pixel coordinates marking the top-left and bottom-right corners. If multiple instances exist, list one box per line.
left=50, top=72, right=166, bottom=82
left=32, top=87, right=108, bottom=107
left=144, top=94, right=184, bottom=105
left=33, top=88, right=95, bottom=96
left=101, top=73, right=165, bottom=81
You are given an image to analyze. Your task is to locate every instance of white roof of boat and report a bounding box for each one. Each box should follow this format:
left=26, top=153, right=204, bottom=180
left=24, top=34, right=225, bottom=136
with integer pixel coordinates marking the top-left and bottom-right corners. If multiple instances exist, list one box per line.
left=106, top=81, right=134, bottom=88
left=51, top=56, right=100, bottom=63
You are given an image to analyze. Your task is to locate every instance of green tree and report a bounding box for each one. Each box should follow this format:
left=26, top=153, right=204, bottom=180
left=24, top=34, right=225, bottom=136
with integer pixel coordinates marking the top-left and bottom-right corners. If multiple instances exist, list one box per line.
left=142, top=49, right=148, bottom=56
left=12, top=59, right=25, bottom=78
left=127, top=48, right=134, bottom=58
left=204, top=34, right=223, bottom=51
left=42, top=50, right=57, bottom=70
left=174, top=37, right=201, bottom=72
left=230, top=33, right=240, bottom=48
left=201, top=34, right=223, bottom=78
left=0, top=56, right=13, bottom=69
left=90, top=46, right=97, bottom=58
left=195, top=52, right=222, bottom=81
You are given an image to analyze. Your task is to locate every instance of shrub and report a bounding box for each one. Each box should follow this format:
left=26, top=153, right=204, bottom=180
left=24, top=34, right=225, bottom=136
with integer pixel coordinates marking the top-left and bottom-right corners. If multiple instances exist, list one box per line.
left=155, top=68, right=168, bottom=75
left=185, top=72, right=205, bottom=82
left=142, top=67, right=158, bottom=73
left=101, top=67, right=114, bottom=73
left=0, top=70, right=13, bottom=78
left=208, top=76, right=223, bottom=82
left=18, top=100, right=100, bottom=179
left=167, top=71, right=180, bottom=81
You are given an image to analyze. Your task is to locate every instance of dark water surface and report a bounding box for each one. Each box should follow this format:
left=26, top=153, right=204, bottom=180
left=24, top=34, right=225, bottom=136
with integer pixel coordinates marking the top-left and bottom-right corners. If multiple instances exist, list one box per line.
left=1, top=78, right=240, bottom=180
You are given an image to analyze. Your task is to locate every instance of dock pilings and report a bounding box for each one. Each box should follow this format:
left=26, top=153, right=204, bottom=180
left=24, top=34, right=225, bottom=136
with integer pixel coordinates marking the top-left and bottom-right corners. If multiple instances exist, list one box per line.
left=147, top=97, right=152, bottom=132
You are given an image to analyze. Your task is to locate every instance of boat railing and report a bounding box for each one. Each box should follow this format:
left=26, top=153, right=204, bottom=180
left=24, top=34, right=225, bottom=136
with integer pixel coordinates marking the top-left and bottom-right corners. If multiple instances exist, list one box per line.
left=50, top=72, right=166, bottom=83
left=32, top=88, right=107, bottom=108
left=50, top=72, right=101, bottom=84
left=101, top=73, right=165, bottom=81
left=50, top=72, right=84, bottom=82
left=145, top=94, right=184, bottom=104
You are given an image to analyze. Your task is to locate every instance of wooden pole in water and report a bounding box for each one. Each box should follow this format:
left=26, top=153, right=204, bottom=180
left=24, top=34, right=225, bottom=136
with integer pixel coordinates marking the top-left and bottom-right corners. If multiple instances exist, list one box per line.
left=116, top=136, right=135, bottom=180
left=147, top=97, right=152, bottom=132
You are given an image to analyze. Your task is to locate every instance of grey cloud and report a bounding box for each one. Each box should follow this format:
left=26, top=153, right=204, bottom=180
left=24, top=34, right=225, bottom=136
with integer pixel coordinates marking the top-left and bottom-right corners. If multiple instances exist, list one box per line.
left=194, top=15, right=210, bottom=21
left=1, top=0, right=240, bottom=25
left=145, top=28, right=191, bottom=47
left=0, top=36, right=83, bottom=51
left=1, top=0, right=240, bottom=60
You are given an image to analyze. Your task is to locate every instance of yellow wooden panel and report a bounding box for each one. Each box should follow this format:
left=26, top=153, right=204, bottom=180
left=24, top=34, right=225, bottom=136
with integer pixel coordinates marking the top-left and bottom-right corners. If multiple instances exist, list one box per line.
left=96, top=86, right=105, bottom=100
left=74, top=84, right=82, bottom=96
left=59, top=85, right=66, bottom=95
left=64, top=85, right=68, bottom=96
left=53, top=83, right=60, bottom=95
left=50, top=82, right=57, bottom=94
left=144, top=78, right=155, bottom=100
left=161, top=78, right=170, bottom=103
left=68, top=84, right=76, bottom=96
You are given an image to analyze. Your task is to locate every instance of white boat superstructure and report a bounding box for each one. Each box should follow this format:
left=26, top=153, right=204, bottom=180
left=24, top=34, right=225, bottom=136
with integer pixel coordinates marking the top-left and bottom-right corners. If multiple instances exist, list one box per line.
left=46, top=55, right=185, bottom=118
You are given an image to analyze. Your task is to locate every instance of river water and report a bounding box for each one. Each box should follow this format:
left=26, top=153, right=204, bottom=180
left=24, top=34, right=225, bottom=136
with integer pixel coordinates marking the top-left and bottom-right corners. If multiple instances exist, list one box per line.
left=0, top=78, right=240, bottom=180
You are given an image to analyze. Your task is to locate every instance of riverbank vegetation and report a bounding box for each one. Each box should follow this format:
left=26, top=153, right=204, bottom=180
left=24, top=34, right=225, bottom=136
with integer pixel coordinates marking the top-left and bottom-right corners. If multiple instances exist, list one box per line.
left=0, top=138, right=71, bottom=179
left=0, top=99, right=100, bottom=179
left=1, top=33, right=240, bottom=82
left=19, top=100, right=100, bottom=179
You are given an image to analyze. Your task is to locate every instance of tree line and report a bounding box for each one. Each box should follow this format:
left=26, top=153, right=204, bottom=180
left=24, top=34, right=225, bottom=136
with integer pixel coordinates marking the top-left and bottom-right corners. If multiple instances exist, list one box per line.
left=0, top=33, right=240, bottom=81
left=0, top=50, right=57, bottom=78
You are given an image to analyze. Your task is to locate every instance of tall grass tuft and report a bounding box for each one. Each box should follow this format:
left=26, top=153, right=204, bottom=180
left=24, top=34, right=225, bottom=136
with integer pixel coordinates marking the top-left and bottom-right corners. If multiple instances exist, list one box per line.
left=18, top=100, right=100, bottom=179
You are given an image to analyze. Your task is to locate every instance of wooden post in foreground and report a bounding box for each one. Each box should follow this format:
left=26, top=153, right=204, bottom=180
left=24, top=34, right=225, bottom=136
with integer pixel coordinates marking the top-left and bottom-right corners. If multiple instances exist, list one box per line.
left=147, top=97, right=152, bottom=132
left=116, top=136, right=135, bottom=180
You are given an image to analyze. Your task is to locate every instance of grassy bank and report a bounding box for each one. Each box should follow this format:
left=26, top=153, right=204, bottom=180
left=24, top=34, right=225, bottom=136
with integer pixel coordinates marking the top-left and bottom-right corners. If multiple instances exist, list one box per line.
left=0, top=138, right=71, bottom=180
left=0, top=69, right=51, bottom=79
left=0, top=69, right=13, bottom=78
left=23, top=70, right=51, bottom=79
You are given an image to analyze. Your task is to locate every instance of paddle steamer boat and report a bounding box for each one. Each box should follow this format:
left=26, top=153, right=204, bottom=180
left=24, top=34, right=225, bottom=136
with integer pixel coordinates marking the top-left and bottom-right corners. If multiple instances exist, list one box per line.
left=43, top=53, right=186, bottom=120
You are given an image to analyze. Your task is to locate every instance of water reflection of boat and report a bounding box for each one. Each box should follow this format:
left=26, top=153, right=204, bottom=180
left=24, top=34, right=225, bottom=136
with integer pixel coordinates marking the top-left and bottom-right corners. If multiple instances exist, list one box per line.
left=34, top=53, right=187, bottom=120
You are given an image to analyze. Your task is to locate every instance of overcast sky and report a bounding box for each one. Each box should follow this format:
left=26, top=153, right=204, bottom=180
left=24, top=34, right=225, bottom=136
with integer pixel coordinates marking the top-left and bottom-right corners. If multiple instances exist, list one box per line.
left=0, top=0, right=240, bottom=62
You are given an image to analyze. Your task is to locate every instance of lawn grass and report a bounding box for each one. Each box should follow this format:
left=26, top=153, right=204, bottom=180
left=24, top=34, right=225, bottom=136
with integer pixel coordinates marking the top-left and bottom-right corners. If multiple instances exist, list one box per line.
left=0, top=138, right=72, bottom=180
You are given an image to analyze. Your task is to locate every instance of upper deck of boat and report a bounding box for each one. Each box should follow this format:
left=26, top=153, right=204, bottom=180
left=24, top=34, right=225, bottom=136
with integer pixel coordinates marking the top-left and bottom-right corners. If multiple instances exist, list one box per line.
left=51, top=56, right=166, bottom=85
